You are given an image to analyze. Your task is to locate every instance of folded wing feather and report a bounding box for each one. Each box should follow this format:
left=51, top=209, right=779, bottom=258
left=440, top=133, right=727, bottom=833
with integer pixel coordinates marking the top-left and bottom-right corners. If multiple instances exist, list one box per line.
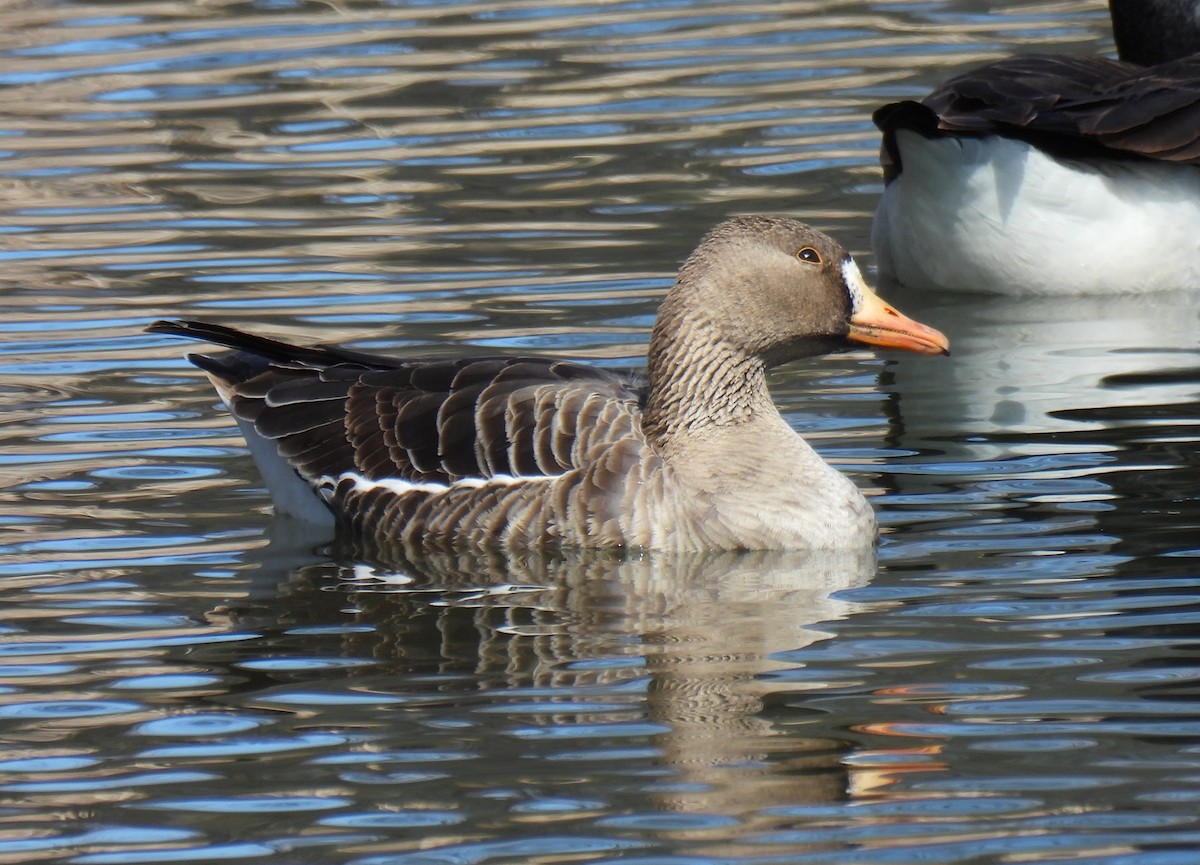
left=149, top=321, right=649, bottom=540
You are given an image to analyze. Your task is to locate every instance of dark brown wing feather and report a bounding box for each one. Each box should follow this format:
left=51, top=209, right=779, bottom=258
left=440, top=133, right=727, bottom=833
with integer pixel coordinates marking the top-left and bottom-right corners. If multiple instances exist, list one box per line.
left=875, top=53, right=1200, bottom=177
left=148, top=319, right=647, bottom=486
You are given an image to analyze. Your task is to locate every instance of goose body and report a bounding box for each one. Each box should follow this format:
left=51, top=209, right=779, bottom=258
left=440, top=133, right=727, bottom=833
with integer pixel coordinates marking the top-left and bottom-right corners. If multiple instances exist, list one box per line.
left=872, top=1, right=1200, bottom=295
left=150, top=216, right=948, bottom=553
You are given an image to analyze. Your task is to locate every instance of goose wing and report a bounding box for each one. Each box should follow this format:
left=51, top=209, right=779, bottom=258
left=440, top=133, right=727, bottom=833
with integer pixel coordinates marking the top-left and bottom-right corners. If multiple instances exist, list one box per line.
left=876, top=54, right=1200, bottom=177
left=148, top=320, right=648, bottom=490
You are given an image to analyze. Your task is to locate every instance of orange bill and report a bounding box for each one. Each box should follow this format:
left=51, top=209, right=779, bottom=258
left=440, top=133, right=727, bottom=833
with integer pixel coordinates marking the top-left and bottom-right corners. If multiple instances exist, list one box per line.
left=843, top=260, right=949, bottom=356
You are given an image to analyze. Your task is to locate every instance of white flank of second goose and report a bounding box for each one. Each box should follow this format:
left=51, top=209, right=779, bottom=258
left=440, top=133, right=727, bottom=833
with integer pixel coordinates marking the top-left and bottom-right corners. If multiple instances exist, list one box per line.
left=872, top=0, right=1200, bottom=295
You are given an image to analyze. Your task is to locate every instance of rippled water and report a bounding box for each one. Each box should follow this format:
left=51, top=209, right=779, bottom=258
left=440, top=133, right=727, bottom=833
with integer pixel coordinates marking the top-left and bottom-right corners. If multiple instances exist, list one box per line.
left=3, top=1, right=1200, bottom=862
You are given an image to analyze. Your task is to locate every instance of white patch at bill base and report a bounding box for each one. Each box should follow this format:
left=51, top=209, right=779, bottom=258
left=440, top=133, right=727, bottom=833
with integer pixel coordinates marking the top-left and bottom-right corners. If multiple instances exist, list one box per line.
left=841, top=258, right=868, bottom=313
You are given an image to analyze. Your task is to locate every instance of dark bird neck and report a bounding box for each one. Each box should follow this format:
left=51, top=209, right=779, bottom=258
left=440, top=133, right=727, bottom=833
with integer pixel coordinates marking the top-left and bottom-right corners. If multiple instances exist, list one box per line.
left=1109, top=0, right=1200, bottom=65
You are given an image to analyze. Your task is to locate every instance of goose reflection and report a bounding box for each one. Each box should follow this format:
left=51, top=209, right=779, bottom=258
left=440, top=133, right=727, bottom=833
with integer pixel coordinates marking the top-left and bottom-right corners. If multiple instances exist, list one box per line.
left=239, top=537, right=882, bottom=822
left=884, top=287, right=1200, bottom=562
left=888, top=289, right=1200, bottom=447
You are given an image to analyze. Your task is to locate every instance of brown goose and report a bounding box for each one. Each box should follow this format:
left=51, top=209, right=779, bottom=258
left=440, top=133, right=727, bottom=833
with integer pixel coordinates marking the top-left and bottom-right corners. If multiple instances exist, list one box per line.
left=872, top=0, right=1200, bottom=294
left=148, top=216, right=948, bottom=552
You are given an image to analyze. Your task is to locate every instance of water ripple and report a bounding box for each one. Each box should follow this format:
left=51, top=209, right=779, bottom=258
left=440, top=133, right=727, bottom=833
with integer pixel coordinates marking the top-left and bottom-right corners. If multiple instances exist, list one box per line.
left=3, top=1, right=1198, bottom=863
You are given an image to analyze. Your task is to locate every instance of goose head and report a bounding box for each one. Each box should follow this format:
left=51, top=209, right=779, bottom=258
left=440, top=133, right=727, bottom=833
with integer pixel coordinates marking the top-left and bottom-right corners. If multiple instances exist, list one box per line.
left=653, top=215, right=949, bottom=370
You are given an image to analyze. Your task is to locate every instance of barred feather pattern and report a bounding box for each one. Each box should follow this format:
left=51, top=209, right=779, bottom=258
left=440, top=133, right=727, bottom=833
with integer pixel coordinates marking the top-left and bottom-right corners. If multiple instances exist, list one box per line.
left=154, top=321, right=683, bottom=548
left=148, top=317, right=874, bottom=551
left=322, top=386, right=669, bottom=549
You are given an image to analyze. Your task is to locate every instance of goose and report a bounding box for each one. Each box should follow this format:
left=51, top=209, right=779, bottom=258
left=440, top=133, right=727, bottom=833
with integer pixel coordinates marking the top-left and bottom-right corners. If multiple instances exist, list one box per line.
left=148, top=216, right=948, bottom=553
left=871, top=0, right=1200, bottom=295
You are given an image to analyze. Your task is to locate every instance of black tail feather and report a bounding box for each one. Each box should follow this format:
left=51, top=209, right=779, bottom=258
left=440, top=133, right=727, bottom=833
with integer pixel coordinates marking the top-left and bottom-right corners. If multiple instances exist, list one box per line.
left=147, top=319, right=404, bottom=373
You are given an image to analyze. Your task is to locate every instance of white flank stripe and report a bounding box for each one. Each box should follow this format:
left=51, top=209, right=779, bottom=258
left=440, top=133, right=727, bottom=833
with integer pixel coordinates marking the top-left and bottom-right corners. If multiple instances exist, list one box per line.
left=319, top=471, right=560, bottom=497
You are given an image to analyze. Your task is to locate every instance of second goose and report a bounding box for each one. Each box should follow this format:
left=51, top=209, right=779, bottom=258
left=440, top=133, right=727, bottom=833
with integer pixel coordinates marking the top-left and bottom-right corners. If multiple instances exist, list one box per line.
left=872, top=0, right=1200, bottom=294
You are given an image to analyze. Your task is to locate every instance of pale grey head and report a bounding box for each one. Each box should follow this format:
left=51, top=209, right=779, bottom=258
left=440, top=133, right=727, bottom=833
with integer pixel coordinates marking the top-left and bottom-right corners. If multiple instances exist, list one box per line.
left=666, top=215, right=861, bottom=365
left=643, top=214, right=948, bottom=446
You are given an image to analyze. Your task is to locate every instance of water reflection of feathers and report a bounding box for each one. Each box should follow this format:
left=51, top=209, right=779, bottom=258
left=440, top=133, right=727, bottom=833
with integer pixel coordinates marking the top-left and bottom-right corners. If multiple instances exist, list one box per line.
left=884, top=289, right=1200, bottom=560
left=235, top=541, right=882, bottom=817
left=303, top=544, right=875, bottom=681
left=888, top=290, right=1200, bottom=446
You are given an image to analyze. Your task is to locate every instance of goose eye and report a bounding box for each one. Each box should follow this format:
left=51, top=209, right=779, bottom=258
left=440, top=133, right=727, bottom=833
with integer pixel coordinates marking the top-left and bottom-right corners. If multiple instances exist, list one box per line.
left=797, top=247, right=821, bottom=264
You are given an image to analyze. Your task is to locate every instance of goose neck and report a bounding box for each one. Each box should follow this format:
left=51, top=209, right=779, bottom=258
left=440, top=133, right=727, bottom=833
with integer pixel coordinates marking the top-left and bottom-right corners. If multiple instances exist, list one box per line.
left=642, top=305, right=774, bottom=450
